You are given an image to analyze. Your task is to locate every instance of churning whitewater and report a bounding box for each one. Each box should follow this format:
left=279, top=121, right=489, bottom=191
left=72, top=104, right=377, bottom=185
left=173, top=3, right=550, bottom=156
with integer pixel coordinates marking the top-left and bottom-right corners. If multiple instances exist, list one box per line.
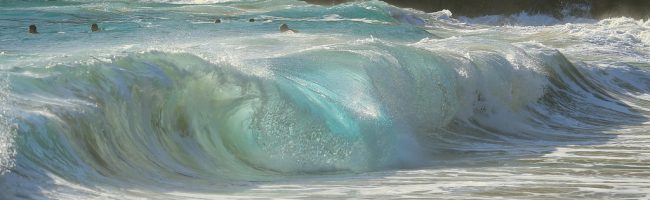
left=1, top=0, right=650, bottom=199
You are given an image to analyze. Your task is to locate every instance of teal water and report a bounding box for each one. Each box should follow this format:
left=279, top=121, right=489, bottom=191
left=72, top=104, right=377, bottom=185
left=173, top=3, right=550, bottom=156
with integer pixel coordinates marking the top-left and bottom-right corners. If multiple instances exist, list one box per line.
left=1, top=0, right=650, bottom=199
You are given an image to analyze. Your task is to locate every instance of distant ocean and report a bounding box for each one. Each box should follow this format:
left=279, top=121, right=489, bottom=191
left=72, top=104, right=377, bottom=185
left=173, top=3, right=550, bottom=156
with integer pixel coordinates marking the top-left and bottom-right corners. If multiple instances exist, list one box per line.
left=1, top=0, right=650, bottom=199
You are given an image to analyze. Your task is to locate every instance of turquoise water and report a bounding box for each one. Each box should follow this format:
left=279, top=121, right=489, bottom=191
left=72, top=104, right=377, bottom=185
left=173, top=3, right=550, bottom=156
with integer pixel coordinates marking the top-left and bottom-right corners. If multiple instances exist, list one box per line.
left=1, top=0, right=650, bottom=199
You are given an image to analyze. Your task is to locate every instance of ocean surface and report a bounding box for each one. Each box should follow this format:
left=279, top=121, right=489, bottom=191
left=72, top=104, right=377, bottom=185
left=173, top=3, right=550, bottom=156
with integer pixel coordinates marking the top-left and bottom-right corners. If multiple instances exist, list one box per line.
left=1, top=0, right=650, bottom=199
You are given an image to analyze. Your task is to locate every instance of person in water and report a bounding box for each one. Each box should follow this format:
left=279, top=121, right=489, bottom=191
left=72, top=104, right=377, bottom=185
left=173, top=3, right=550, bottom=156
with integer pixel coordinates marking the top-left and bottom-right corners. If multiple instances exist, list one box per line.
left=279, top=23, right=298, bottom=33
left=28, top=24, right=38, bottom=34
left=91, top=23, right=100, bottom=32
left=215, top=18, right=221, bottom=23
left=249, top=18, right=255, bottom=22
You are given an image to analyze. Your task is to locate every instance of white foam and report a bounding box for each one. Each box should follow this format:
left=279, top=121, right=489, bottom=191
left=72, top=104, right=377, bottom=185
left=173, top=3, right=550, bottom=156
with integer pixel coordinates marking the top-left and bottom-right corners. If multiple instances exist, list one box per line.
left=0, top=75, right=15, bottom=175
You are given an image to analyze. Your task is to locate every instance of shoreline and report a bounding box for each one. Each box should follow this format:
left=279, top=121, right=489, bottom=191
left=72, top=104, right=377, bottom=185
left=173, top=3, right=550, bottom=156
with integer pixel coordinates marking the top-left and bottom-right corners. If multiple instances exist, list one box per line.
left=302, top=0, right=650, bottom=19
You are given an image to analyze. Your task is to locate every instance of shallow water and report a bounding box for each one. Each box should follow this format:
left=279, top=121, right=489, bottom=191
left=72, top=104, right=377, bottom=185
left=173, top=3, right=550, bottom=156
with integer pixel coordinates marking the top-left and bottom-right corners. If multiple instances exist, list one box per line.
left=1, top=0, right=650, bottom=199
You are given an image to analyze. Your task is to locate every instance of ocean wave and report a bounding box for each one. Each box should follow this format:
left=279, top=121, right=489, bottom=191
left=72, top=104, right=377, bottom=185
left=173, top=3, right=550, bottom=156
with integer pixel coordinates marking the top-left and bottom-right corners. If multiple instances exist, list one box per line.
left=1, top=0, right=650, bottom=199
left=3, top=35, right=644, bottom=183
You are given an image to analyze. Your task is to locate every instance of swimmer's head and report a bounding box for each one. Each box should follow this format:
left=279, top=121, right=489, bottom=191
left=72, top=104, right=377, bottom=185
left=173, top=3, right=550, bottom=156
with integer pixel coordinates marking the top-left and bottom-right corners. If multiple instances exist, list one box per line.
left=28, top=24, right=38, bottom=34
left=279, top=23, right=289, bottom=32
left=215, top=18, right=221, bottom=23
left=91, top=23, right=99, bottom=32
left=249, top=18, right=255, bottom=22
